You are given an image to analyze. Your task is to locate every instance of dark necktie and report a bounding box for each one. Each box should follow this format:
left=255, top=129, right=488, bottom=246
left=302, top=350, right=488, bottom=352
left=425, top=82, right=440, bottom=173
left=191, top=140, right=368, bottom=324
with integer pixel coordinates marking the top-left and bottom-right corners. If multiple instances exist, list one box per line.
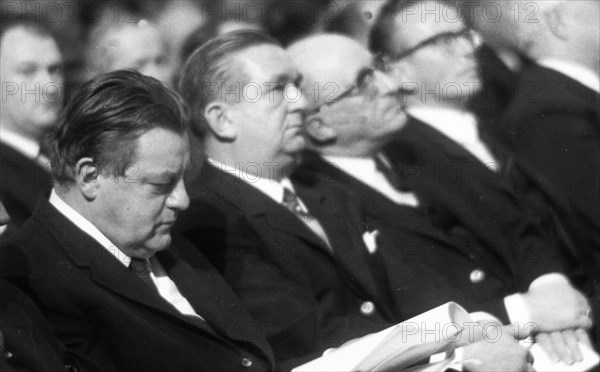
left=129, top=258, right=156, bottom=289
left=374, top=153, right=405, bottom=191
left=282, top=187, right=332, bottom=250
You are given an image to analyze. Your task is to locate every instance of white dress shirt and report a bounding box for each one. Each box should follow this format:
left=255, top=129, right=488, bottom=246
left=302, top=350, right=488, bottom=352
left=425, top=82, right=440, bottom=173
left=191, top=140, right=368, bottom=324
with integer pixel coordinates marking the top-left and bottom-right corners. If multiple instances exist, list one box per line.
left=539, top=58, right=600, bottom=93
left=322, top=155, right=419, bottom=208
left=407, top=107, right=500, bottom=172
left=207, top=158, right=309, bottom=211
left=49, top=190, right=204, bottom=320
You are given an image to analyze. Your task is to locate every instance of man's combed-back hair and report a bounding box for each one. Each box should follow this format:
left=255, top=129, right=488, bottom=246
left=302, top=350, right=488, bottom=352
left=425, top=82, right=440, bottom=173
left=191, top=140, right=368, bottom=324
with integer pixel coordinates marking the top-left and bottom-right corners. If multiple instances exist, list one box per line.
left=50, top=69, right=189, bottom=185
left=178, top=29, right=280, bottom=139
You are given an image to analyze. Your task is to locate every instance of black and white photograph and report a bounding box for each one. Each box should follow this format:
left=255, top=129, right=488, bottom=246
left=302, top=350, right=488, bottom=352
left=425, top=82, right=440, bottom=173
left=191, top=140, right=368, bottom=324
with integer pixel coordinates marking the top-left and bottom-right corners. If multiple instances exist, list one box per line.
left=1, top=1, right=599, bottom=371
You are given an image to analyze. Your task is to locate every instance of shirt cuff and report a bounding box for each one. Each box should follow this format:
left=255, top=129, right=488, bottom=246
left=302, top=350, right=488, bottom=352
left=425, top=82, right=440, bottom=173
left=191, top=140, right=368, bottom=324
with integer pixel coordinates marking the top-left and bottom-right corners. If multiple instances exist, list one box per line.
left=504, top=273, right=569, bottom=326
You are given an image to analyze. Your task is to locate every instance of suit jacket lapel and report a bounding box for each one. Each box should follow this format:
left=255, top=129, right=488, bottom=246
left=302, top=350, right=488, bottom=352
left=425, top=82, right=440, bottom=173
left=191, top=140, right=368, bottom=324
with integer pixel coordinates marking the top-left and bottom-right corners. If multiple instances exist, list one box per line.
left=35, top=202, right=230, bottom=336
left=157, top=247, right=274, bottom=361
left=200, top=162, right=332, bottom=254
left=301, top=152, right=457, bottom=249
left=294, top=166, right=397, bottom=318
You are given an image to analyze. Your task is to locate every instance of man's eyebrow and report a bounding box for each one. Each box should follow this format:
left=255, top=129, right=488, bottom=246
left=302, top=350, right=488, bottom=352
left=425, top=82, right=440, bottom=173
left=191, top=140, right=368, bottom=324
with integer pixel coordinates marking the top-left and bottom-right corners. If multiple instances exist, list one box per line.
left=141, top=170, right=179, bottom=181
left=271, top=72, right=303, bottom=85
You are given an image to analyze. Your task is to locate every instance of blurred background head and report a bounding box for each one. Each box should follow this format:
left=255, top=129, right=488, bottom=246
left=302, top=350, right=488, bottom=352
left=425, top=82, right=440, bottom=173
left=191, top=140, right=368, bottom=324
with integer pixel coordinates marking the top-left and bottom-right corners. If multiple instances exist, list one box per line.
left=0, top=16, right=64, bottom=142
left=85, top=6, right=173, bottom=86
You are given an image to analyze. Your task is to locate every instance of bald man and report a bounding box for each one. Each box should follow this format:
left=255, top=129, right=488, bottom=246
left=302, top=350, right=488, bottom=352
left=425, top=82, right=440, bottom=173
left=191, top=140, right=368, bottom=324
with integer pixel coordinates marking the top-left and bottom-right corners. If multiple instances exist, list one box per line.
left=289, top=32, right=596, bottom=367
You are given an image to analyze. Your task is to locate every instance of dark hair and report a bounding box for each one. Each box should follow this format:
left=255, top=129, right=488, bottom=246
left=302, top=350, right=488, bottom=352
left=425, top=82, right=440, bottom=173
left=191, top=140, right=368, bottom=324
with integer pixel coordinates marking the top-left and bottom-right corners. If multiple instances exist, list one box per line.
left=50, top=69, right=189, bottom=185
left=370, top=0, right=419, bottom=55
left=0, top=14, right=55, bottom=48
left=178, top=29, right=280, bottom=138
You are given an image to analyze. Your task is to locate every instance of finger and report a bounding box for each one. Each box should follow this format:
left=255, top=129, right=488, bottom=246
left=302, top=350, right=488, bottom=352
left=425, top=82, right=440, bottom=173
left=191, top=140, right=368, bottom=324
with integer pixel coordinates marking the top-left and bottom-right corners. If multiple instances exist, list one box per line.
left=562, top=329, right=583, bottom=362
left=536, top=332, right=560, bottom=363
left=549, top=330, right=574, bottom=365
left=575, top=328, right=593, bottom=348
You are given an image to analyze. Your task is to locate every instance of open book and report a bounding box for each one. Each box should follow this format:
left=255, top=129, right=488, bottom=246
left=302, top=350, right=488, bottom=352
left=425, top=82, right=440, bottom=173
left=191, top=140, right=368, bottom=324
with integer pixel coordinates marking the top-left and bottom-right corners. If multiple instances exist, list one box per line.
left=293, top=302, right=599, bottom=372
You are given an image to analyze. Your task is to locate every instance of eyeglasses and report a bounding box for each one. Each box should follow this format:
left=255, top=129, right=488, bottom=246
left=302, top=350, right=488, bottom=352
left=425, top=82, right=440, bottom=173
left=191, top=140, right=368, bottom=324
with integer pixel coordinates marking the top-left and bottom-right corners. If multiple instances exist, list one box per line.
left=375, top=28, right=482, bottom=71
left=305, top=66, right=377, bottom=117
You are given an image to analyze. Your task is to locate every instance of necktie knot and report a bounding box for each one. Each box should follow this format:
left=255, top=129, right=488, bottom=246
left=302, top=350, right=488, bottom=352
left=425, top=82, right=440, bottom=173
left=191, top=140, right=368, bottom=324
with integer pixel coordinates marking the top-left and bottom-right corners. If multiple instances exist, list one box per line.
left=129, top=258, right=155, bottom=289
left=375, top=154, right=409, bottom=192
left=282, top=187, right=309, bottom=217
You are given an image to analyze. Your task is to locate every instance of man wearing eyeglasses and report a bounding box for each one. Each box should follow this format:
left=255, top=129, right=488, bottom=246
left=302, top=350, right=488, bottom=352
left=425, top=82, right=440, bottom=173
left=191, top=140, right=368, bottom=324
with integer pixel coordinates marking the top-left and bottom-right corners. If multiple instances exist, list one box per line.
left=177, top=30, right=411, bottom=371
left=369, top=0, right=594, bottom=364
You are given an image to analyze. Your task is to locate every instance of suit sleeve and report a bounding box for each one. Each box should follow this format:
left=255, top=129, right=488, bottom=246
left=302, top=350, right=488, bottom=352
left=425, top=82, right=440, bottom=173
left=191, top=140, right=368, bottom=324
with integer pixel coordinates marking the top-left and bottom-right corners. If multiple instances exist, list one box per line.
left=510, top=107, right=600, bottom=236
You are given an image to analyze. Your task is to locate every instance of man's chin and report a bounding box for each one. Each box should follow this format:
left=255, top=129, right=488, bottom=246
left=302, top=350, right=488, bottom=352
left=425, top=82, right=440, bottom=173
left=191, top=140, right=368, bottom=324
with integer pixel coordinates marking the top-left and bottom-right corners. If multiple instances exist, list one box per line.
left=142, top=234, right=173, bottom=256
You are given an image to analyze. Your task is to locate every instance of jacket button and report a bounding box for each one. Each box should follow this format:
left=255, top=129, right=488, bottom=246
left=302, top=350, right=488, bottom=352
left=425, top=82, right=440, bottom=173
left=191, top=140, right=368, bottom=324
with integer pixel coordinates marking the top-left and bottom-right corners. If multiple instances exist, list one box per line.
left=470, top=269, right=486, bottom=283
left=360, top=301, right=375, bottom=316
left=241, top=357, right=253, bottom=368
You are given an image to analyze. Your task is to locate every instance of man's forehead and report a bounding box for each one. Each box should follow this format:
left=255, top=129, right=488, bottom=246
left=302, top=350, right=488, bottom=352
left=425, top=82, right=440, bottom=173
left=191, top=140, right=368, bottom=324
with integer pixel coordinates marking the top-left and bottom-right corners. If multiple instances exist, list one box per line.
left=0, top=28, right=61, bottom=66
left=234, top=44, right=300, bottom=83
left=391, top=1, right=464, bottom=45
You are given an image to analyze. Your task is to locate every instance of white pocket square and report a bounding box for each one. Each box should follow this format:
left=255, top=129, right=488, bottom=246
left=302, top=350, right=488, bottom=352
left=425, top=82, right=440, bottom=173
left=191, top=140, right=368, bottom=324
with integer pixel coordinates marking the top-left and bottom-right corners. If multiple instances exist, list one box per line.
left=362, top=230, right=380, bottom=254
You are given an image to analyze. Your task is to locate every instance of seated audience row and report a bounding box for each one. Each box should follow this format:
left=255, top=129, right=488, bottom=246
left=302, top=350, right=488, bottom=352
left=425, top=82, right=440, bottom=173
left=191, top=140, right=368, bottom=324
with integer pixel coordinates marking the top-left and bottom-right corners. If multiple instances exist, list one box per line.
left=1, top=0, right=598, bottom=371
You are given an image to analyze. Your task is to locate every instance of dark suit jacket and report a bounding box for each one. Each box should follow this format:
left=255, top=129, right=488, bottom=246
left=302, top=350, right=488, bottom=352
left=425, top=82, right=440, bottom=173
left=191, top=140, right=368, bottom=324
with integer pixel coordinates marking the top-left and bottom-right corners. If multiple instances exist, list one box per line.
left=384, top=118, right=575, bottom=288
left=176, top=162, right=397, bottom=371
left=296, top=151, right=539, bottom=319
left=0, top=144, right=52, bottom=229
left=0, top=279, right=87, bottom=372
left=1, top=201, right=274, bottom=372
left=501, top=64, right=600, bottom=272
left=470, top=44, right=523, bottom=138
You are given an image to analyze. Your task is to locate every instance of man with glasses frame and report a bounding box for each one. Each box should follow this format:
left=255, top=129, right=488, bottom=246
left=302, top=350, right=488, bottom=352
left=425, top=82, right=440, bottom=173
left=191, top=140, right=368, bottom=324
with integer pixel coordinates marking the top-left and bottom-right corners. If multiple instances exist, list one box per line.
left=370, top=0, right=594, bottom=363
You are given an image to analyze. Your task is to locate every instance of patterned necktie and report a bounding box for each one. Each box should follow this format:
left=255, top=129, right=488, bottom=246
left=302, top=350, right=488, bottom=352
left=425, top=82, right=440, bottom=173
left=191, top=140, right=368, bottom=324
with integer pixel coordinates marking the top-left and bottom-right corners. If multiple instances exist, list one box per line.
left=129, top=258, right=156, bottom=290
left=282, top=187, right=332, bottom=251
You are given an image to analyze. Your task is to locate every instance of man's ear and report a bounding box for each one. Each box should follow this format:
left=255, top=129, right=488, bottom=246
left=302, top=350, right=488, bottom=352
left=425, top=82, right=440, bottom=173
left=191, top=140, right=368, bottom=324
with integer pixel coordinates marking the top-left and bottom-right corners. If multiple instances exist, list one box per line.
left=305, top=115, right=337, bottom=144
left=74, top=158, right=99, bottom=200
left=544, top=6, right=568, bottom=41
left=204, top=101, right=238, bottom=141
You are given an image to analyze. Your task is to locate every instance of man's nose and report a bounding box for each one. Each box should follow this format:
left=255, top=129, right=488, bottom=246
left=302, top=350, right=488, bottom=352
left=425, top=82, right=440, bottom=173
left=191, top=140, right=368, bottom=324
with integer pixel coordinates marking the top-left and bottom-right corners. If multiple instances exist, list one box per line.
left=286, top=84, right=308, bottom=112
left=167, top=180, right=190, bottom=211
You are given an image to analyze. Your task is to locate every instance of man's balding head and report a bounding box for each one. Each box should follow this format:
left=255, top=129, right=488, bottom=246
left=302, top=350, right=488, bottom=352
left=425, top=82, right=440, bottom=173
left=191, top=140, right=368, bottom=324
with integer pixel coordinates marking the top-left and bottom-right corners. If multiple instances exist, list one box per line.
left=86, top=18, right=172, bottom=86
left=288, top=34, right=372, bottom=107
left=287, top=34, right=407, bottom=157
left=471, top=0, right=599, bottom=70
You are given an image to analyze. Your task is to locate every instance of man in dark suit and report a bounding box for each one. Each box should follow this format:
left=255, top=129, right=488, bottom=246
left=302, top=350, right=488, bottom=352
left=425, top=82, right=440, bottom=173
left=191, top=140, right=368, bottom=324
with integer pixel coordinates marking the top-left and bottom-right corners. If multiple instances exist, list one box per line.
left=177, top=30, right=398, bottom=371
left=177, top=30, right=533, bottom=371
left=289, top=32, right=593, bottom=365
left=1, top=70, right=274, bottom=372
left=495, top=0, right=600, bottom=276
left=0, top=17, right=61, bottom=229
left=373, top=0, right=598, bottom=359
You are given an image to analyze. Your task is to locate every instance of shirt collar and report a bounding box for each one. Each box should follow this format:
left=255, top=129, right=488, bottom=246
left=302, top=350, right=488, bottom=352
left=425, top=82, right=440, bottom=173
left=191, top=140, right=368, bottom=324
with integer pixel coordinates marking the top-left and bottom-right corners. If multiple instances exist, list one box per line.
left=323, top=155, right=378, bottom=176
left=0, top=128, right=41, bottom=159
left=407, top=106, right=480, bottom=144
left=49, top=190, right=132, bottom=267
left=538, top=58, right=600, bottom=93
left=207, top=158, right=292, bottom=204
